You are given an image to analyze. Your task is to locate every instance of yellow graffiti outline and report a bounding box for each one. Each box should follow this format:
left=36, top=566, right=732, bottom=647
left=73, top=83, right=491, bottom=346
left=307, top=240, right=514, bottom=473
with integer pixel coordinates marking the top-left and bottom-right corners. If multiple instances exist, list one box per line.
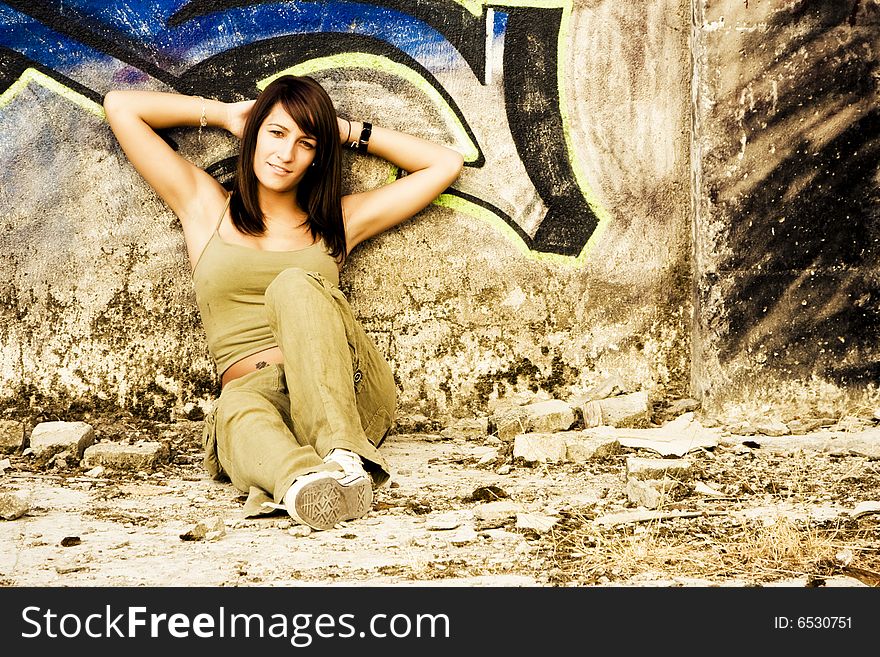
left=259, top=54, right=479, bottom=163
left=0, top=68, right=104, bottom=117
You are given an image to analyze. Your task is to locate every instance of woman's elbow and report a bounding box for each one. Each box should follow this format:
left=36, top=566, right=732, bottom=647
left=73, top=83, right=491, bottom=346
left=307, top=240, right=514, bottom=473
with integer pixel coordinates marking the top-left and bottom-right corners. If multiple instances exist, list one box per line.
left=102, top=89, right=122, bottom=118
left=444, top=148, right=465, bottom=180
left=102, top=89, right=133, bottom=121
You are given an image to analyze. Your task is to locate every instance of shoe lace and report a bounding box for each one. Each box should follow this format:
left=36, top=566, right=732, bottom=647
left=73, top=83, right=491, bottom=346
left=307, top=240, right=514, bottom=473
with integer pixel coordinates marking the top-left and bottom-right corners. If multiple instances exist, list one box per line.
left=325, top=449, right=367, bottom=477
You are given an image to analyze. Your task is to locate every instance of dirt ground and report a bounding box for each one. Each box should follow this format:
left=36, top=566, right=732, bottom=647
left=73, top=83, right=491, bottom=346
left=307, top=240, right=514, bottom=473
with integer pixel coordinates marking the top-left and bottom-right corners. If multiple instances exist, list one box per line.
left=1, top=412, right=879, bottom=588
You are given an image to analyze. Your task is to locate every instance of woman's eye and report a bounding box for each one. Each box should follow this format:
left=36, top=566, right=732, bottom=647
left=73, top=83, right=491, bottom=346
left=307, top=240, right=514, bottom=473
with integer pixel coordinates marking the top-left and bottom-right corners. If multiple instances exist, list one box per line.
left=301, top=142, right=316, bottom=150
left=269, top=130, right=283, bottom=137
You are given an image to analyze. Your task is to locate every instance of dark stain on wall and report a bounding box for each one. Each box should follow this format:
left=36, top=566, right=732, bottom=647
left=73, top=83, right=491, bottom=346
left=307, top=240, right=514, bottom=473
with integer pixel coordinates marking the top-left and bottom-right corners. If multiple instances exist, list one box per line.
left=703, top=6, right=880, bottom=386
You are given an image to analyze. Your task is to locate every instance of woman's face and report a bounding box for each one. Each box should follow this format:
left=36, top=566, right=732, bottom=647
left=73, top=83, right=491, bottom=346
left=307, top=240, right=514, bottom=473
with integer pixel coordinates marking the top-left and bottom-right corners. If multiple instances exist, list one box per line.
left=253, top=102, right=317, bottom=193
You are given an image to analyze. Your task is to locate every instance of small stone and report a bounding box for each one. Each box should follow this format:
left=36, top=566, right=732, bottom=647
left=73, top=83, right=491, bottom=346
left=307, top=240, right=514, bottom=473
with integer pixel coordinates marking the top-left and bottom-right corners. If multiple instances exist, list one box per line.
left=693, top=481, right=726, bottom=497
left=288, top=525, right=312, bottom=537
left=754, top=419, right=790, bottom=437
left=84, top=466, right=105, bottom=477
left=625, top=478, right=691, bottom=509
left=786, top=418, right=824, bottom=435
left=584, top=375, right=629, bottom=400
left=495, top=464, right=512, bottom=475
left=426, top=512, right=463, bottom=531
left=666, top=399, right=701, bottom=416
left=515, top=513, right=558, bottom=534
left=477, top=448, right=499, bottom=465
left=0, top=490, right=30, bottom=520
left=449, top=528, right=478, bottom=547
left=0, top=458, right=10, bottom=474
left=626, top=456, right=693, bottom=481
left=179, top=516, right=226, bottom=541
left=490, top=400, right=575, bottom=441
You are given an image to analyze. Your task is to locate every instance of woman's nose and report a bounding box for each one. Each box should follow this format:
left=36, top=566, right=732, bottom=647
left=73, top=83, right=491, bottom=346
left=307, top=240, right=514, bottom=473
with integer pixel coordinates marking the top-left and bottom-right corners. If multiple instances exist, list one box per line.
left=278, top=138, right=297, bottom=162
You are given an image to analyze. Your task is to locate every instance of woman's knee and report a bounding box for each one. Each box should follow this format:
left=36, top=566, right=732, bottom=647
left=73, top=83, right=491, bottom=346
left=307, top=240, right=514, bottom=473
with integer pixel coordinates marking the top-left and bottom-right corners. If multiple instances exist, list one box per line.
left=265, top=267, right=321, bottom=304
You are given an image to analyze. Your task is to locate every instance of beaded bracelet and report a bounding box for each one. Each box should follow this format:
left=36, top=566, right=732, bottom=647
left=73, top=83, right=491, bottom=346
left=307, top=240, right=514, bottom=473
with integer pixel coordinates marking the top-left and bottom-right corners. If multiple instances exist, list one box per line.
left=197, top=97, right=207, bottom=142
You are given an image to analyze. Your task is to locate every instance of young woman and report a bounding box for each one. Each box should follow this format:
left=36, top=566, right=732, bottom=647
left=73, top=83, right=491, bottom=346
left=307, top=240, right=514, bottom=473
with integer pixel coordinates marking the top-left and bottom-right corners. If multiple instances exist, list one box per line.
left=103, top=75, right=463, bottom=530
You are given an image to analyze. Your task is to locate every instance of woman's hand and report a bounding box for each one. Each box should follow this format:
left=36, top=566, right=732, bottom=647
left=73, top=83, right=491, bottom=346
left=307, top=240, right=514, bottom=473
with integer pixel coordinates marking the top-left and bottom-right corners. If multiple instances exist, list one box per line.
left=225, top=99, right=255, bottom=139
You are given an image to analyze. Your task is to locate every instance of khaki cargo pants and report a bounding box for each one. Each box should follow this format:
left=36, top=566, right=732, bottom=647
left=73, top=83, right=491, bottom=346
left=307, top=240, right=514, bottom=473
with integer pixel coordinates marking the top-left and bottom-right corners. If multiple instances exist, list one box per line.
left=201, top=268, right=395, bottom=517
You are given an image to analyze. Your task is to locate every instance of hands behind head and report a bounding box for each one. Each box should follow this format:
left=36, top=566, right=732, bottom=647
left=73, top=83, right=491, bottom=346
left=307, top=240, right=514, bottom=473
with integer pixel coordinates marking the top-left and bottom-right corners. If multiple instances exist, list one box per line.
left=225, top=99, right=256, bottom=139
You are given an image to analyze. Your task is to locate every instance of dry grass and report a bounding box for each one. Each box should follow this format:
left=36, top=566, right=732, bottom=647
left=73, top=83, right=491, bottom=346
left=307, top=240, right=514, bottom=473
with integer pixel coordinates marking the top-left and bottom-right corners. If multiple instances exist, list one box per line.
left=545, top=510, right=877, bottom=585
left=542, top=447, right=880, bottom=586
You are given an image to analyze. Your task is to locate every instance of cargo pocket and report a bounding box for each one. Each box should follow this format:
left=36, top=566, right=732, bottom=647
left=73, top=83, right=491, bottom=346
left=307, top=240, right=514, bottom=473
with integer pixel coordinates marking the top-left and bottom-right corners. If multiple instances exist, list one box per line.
left=201, top=409, right=227, bottom=481
left=306, top=270, right=364, bottom=392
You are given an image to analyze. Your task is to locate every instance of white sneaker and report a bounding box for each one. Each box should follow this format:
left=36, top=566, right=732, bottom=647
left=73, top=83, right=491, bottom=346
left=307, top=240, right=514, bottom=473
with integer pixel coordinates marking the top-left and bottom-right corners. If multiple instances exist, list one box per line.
left=283, top=470, right=372, bottom=531
left=324, top=448, right=369, bottom=479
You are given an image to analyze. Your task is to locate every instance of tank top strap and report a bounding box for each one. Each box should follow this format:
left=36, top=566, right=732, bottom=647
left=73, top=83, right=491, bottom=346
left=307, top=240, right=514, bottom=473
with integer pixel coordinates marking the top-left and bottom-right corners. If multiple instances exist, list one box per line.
left=216, top=193, right=232, bottom=232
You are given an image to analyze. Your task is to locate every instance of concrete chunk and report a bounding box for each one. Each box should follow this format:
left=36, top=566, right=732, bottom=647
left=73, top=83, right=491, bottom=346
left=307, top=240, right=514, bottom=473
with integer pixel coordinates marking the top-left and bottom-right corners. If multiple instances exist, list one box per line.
left=626, top=456, right=694, bottom=481
left=515, top=513, right=558, bottom=534
left=786, top=418, right=824, bottom=435
left=582, top=392, right=650, bottom=428
left=754, top=419, right=790, bottom=437
left=584, top=375, right=628, bottom=400
left=0, top=420, right=24, bottom=454
left=513, top=433, right=567, bottom=464
left=522, top=400, right=576, bottom=433
left=0, top=490, right=30, bottom=520
left=625, top=478, right=691, bottom=509
left=565, top=433, right=622, bottom=461
left=82, top=441, right=169, bottom=471
left=490, top=408, right=530, bottom=441
left=588, top=416, right=721, bottom=456
left=440, top=417, right=489, bottom=440
left=473, top=501, right=524, bottom=530
left=491, top=400, right=575, bottom=441
left=30, top=421, right=95, bottom=458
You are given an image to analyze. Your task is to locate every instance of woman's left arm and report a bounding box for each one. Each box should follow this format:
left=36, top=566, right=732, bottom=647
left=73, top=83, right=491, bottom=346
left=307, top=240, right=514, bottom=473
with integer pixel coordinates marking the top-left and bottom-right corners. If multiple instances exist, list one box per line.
left=340, top=118, right=464, bottom=253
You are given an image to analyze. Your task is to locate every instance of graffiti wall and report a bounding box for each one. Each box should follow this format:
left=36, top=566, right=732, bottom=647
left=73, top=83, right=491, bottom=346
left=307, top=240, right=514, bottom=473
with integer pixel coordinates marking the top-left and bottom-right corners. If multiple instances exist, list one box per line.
left=693, top=0, right=880, bottom=420
left=0, top=1, right=692, bottom=420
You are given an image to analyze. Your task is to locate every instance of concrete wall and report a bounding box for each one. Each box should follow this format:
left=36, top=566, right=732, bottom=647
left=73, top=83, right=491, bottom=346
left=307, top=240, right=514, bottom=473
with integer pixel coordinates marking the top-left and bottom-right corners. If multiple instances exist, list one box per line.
left=693, top=0, right=880, bottom=422
left=1, top=1, right=689, bottom=421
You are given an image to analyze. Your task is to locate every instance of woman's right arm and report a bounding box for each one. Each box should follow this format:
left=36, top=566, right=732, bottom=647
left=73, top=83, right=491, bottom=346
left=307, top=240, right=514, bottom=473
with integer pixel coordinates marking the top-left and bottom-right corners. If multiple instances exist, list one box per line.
left=102, top=90, right=234, bottom=227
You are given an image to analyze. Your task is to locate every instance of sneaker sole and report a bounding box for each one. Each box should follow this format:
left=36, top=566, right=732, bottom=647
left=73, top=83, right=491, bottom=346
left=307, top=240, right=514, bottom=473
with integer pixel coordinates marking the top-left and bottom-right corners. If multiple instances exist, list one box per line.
left=291, top=474, right=372, bottom=530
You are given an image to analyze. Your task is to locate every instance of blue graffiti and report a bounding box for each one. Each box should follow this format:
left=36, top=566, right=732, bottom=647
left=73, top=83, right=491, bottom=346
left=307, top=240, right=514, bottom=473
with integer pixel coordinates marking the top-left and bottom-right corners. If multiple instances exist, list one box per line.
left=0, top=1, right=468, bottom=76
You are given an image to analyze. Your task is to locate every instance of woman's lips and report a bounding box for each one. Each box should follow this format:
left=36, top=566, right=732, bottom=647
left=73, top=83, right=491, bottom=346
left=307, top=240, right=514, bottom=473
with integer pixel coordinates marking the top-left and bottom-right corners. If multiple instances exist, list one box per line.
left=268, top=163, right=290, bottom=174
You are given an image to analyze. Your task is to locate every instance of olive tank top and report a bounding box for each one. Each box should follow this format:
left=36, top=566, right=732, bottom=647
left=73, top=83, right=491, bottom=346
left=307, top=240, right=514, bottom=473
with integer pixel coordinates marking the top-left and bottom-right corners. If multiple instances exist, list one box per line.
left=192, top=196, right=340, bottom=376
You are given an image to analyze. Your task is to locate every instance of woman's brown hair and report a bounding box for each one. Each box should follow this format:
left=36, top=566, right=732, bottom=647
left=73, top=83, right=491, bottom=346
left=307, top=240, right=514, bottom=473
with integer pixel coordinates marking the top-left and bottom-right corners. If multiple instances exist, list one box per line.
left=231, top=75, right=345, bottom=260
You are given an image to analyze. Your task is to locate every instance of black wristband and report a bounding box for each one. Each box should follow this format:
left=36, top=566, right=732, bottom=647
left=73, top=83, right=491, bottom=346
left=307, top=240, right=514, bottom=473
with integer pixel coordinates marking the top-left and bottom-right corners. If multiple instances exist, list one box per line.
left=349, top=121, right=372, bottom=153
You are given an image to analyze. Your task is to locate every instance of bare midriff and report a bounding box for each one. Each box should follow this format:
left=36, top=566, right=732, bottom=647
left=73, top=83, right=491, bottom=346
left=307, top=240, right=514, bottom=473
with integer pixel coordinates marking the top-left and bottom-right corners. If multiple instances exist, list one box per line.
left=221, top=346, right=286, bottom=388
